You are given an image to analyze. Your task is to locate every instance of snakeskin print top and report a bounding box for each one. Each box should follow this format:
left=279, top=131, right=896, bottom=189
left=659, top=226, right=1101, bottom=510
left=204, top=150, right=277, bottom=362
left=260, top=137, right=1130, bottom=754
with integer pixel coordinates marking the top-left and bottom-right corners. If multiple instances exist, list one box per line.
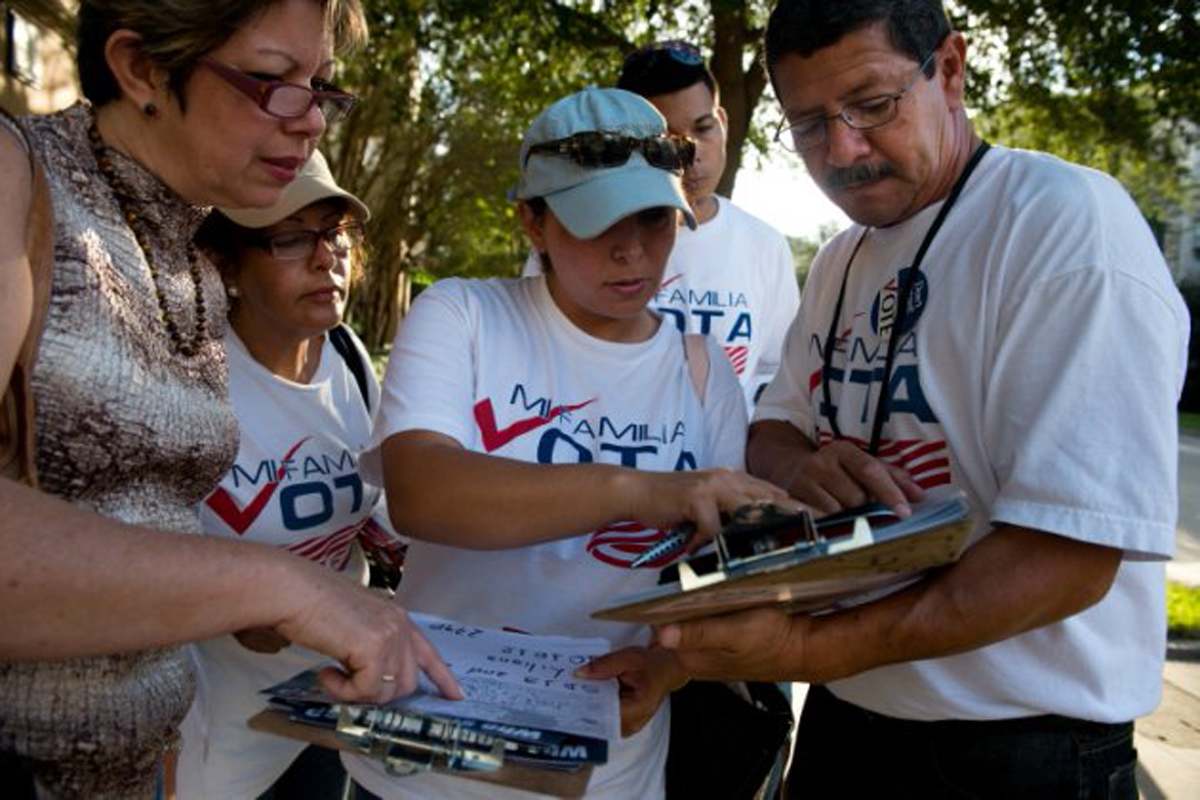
left=26, top=102, right=238, bottom=521
left=0, top=102, right=240, bottom=799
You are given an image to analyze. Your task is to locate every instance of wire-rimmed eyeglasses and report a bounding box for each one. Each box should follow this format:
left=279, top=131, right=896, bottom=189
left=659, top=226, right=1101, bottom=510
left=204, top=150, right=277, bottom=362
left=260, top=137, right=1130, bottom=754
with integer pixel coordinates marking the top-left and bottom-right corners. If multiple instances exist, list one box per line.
left=775, top=51, right=936, bottom=153
left=251, top=221, right=365, bottom=261
left=199, top=57, right=358, bottom=123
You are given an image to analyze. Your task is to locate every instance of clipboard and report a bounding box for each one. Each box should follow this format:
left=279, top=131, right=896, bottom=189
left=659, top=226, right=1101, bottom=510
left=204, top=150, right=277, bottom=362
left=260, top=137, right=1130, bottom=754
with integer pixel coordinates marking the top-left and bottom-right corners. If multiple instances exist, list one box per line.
left=248, top=708, right=593, bottom=797
left=593, top=490, right=974, bottom=625
left=251, top=614, right=617, bottom=798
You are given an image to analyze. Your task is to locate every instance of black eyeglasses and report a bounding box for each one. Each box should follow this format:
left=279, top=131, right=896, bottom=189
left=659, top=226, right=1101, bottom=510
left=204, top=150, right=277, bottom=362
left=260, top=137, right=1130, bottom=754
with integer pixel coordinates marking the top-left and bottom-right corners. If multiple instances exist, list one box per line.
left=199, top=57, right=358, bottom=123
left=775, top=51, right=936, bottom=153
left=252, top=221, right=365, bottom=261
left=525, top=131, right=696, bottom=172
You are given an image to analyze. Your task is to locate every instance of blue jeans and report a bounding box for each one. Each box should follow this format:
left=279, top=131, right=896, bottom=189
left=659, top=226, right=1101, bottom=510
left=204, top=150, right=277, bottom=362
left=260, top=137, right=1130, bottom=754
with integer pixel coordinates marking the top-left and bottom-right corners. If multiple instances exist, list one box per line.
left=786, top=685, right=1137, bottom=799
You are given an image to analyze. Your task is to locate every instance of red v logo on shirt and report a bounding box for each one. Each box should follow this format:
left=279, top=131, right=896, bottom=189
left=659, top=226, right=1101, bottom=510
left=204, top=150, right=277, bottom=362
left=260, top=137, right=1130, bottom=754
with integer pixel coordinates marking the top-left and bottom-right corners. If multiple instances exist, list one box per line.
left=205, top=437, right=311, bottom=535
left=473, top=397, right=595, bottom=453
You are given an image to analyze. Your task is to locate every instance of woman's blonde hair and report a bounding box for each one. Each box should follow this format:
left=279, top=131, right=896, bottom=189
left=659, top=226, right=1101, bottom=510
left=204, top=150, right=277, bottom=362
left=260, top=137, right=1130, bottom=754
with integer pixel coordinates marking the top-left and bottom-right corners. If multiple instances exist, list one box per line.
left=77, top=0, right=368, bottom=106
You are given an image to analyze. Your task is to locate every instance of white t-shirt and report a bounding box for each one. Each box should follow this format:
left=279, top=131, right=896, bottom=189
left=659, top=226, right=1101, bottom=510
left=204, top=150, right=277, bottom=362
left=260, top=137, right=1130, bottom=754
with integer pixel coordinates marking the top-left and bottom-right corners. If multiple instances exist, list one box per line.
left=177, top=327, right=383, bottom=800
left=523, top=197, right=799, bottom=411
left=757, top=145, right=1189, bottom=723
left=347, top=275, right=747, bottom=799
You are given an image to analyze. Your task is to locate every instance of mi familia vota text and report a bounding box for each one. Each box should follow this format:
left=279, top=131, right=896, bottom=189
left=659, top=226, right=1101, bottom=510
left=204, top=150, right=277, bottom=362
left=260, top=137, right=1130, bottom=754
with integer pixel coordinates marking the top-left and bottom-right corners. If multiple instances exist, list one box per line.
left=474, top=384, right=700, bottom=470
left=811, top=267, right=940, bottom=427
left=225, top=445, right=360, bottom=488
left=810, top=328, right=938, bottom=426
left=654, top=284, right=752, bottom=343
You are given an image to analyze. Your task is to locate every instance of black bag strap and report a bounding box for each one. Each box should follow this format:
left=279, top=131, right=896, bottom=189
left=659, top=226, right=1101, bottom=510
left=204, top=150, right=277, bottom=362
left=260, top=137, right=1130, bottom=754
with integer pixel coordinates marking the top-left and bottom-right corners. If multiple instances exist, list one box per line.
left=328, top=323, right=370, bottom=412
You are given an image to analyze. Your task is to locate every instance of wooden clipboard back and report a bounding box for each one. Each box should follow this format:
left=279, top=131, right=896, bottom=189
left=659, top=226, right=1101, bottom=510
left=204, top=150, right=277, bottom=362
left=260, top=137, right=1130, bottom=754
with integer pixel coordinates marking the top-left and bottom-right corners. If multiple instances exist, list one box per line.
left=594, top=513, right=973, bottom=625
left=248, top=710, right=593, bottom=798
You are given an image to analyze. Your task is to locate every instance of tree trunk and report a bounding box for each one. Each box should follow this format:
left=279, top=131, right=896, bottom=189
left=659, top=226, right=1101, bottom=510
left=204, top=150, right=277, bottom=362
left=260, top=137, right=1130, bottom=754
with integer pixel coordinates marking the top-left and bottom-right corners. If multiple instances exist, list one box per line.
left=710, top=0, right=770, bottom=198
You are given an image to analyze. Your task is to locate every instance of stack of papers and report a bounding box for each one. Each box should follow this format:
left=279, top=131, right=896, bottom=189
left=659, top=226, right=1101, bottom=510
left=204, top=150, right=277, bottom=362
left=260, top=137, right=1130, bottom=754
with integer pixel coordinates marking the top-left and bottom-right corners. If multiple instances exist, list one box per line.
left=253, top=613, right=618, bottom=795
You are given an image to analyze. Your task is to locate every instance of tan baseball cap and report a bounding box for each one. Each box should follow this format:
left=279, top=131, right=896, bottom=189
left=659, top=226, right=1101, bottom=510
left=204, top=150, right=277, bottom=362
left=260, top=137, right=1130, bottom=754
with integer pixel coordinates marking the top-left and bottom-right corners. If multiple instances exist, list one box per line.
left=218, top=150, right=370, bottom=229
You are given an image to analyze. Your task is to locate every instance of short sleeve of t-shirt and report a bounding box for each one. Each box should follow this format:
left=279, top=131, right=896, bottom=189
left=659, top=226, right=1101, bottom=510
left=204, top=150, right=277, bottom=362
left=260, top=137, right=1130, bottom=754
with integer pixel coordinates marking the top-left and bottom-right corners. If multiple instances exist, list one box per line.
left=983, top=267, right=1184, bottom=558
left=361, top=280, right=478, bottom=484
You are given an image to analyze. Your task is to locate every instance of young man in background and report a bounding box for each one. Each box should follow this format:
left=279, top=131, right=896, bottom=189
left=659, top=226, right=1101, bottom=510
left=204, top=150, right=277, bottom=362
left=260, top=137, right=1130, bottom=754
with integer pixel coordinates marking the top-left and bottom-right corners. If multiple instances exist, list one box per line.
left=620, top=41, right=800, bottom=410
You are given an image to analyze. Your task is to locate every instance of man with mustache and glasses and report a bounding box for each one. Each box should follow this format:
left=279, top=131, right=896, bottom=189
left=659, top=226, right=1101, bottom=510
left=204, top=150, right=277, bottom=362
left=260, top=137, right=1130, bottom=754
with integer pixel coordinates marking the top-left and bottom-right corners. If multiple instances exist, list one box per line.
left=597, top=1, right=1189, bottom=797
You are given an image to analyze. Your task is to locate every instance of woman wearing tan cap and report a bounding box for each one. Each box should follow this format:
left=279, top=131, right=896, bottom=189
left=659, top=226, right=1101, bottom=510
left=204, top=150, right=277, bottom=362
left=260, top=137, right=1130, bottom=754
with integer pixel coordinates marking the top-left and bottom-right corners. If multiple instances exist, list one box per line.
left=178, top=151, right=417, bottom=799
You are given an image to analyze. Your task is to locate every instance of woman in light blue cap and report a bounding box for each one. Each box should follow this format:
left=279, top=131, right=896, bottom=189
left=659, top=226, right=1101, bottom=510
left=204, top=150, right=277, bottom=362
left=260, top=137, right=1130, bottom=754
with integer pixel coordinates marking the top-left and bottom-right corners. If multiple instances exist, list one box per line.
left=344, top=87, right=794, bottom=799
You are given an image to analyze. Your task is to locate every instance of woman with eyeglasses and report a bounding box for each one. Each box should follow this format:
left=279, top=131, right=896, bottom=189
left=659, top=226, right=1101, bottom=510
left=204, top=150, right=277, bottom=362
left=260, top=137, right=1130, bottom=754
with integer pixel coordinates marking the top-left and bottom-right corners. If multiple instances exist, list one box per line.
left=174, top=150, right=406, bottom=800
left=0, top=2, right=457, bottom=796
left=343, top=87, right=794, bottom=800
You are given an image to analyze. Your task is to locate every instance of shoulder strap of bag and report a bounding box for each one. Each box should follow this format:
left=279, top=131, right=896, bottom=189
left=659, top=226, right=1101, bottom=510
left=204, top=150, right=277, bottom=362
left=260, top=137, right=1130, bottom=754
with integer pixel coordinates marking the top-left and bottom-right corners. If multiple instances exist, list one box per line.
left=682, top=333, right=710, bottom=406
left=328, top=323, right=371, bottom=412
left=0, top=109, right=56, bottom=487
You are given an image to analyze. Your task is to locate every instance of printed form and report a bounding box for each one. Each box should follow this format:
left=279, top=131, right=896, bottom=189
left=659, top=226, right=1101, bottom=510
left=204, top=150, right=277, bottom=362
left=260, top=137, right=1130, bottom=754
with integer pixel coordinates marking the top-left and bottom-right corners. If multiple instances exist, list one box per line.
left=405, top=613, right=619, bottom=744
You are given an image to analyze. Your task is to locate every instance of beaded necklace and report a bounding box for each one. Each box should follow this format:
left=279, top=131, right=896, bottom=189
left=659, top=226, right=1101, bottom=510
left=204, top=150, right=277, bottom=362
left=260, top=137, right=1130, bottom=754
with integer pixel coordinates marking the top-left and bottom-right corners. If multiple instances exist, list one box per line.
left=87, top=118, right=208, bottom=357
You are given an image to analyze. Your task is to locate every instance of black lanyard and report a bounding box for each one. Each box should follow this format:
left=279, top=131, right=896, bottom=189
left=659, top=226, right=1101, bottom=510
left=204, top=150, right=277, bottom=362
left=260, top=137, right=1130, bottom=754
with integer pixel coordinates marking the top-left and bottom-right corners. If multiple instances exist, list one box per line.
left=821, top=141, right=991, bottom=455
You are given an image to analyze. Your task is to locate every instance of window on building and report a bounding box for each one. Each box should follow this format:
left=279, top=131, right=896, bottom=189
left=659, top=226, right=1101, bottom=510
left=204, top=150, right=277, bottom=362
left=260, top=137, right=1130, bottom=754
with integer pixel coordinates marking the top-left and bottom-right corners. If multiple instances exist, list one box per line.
left=5, top=9, right=43, bottom=88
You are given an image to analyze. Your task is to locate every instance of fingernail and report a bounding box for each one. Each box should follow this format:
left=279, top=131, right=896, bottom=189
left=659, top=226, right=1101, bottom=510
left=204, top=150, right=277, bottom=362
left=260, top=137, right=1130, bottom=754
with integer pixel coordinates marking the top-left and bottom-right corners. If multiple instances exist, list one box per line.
left=655, top=624, right=680, bottom=648
left=895, top=503, right=912, bottom=517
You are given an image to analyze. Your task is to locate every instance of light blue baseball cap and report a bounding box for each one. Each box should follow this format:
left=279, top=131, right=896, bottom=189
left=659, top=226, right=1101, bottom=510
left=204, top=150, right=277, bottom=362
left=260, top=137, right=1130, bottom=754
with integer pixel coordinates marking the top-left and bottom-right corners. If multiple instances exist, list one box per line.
left=514, top=87, right=696, bottom=239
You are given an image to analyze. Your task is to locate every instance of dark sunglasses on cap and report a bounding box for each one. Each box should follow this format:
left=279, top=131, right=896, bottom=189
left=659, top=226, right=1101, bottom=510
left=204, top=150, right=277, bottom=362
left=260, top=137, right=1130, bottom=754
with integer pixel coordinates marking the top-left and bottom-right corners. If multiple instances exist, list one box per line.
left=624, top=40, right=704, bottom=70
left=525, top=131, right=697, bottom=172
left=620, top=40, right=705, bottom=85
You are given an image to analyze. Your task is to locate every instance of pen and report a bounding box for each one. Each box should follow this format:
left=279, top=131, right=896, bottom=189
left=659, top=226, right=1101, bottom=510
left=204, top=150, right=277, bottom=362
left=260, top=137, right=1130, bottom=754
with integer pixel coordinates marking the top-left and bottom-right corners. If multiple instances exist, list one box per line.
left=631, top=524, right=694, bottom=569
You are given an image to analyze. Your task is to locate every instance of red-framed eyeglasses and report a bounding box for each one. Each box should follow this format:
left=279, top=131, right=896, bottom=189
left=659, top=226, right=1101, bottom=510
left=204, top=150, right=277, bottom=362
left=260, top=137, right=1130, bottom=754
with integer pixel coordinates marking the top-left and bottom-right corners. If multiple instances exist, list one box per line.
left=198, top=57, right=357, bottom=123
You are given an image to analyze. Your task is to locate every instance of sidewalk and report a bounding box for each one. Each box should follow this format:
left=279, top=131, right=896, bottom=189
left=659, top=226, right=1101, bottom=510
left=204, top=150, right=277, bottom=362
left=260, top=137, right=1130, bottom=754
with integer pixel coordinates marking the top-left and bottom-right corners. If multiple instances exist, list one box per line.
left=1138, top=562, right=1200, bottom=798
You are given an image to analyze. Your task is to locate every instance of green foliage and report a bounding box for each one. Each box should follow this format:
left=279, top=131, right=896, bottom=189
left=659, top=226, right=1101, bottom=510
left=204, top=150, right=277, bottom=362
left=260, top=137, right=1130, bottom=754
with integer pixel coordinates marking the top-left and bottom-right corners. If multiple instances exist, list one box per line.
left=330, top=1, right=1198, bottom=348
left=958, top=0, right=1198, bottom=226
left=330, top=0, right=646, bottom=346
left=1181, top=412, right=1200, bottom=432
left=1167, top=582, right=1200, bottom=639
left=954, top=1, right=1200, bottom=126
left=329, top=0, right=761, bottom=346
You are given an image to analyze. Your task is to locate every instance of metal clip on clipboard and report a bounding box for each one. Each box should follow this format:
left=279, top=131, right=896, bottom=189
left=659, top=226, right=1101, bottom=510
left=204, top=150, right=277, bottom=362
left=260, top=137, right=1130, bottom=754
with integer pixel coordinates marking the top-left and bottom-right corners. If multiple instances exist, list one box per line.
left=676, top=503, right=867, bottom=592
left=335, top=705, right=505, bottom=776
